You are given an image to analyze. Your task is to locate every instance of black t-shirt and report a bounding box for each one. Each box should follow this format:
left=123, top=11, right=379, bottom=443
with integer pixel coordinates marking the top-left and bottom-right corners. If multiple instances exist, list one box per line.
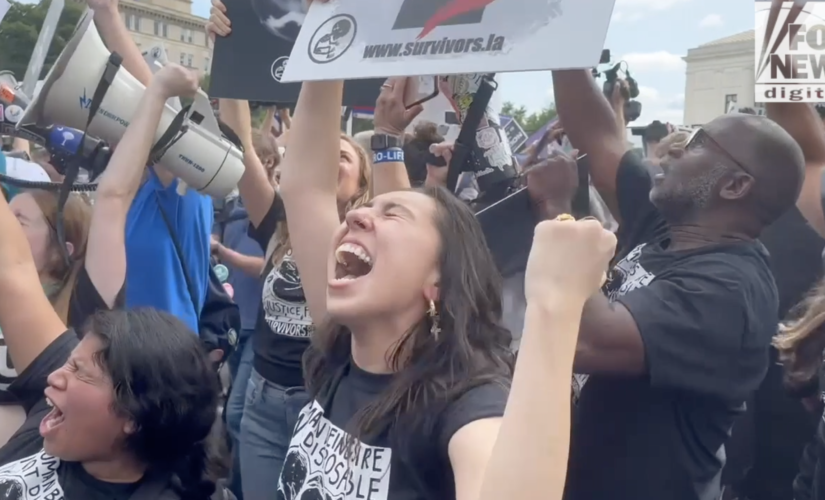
left=565, top=151, right=780, bottom=500
left=249, top=196, right=312, bottom=388
left=277, top=363, right=508, bottom=500
left=0, top=331, right=166, bottom=499
left=738, top=205, right=825, bottom=500
left=0, top=265, right=120, bottom=404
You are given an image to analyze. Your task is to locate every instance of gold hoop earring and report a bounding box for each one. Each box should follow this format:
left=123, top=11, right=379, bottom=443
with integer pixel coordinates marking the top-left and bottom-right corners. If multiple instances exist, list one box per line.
left=428, top=300, right=441, bottom=340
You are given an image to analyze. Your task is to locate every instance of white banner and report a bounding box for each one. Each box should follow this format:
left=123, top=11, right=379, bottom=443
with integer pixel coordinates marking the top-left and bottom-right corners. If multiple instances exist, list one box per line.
left=282, top=0, right=616, bottom=82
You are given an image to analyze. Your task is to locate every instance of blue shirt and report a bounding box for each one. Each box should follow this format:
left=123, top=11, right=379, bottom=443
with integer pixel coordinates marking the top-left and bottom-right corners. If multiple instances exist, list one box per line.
left=125, top=171, right=213, bottom=333
left=218, top=199, right=263, bottom=330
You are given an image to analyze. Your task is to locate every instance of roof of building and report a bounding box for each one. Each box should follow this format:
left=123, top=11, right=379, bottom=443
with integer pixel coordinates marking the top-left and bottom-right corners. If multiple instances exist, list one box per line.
left=699, top=30, right=755, bottom=47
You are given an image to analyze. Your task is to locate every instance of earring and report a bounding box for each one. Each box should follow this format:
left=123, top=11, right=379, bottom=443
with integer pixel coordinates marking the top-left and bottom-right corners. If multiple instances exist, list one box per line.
left=428, top=300, right=441, bottom=340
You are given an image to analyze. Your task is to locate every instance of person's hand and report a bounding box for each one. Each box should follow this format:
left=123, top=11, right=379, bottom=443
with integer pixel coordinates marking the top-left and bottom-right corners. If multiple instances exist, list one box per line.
left=525, top=217, right=616, bottom=304
left=150, top=64, right=199, bottom=100
left=548, top=124, right=565, bottom=143
left=373, top=77, right=424, bottom=137
left=525, top=149, right=579, bottom=208
left=86, top=0, right=118, bottom=15
left=611, top=79, right=629, bottom=108
left=279, top=108, right=292, bottom=130
left=424, top=142, right=453, bottom=187
left=210, top=235, right=222, bottom=254
left=206, top=0, right=230, bottom=41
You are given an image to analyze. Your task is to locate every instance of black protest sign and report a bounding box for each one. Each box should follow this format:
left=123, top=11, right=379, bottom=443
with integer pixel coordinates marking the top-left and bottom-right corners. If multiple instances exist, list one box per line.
left=476, top=154, right=591, bottom=277
left=475, top=187, right=536, bottom=278
left=209, top=0, right=383, bottom=105
left=503, top=119, right=528, bottom=153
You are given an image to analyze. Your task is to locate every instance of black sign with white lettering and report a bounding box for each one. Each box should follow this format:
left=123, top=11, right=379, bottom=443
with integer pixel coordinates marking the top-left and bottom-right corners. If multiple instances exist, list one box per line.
left=503, top=119, right=528, bottom=153
left=210, top=0, right=383, bottom=105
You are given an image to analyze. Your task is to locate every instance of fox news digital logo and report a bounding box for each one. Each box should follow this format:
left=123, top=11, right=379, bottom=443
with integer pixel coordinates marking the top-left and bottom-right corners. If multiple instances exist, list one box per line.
left=755, top=1, right=825, bottom=102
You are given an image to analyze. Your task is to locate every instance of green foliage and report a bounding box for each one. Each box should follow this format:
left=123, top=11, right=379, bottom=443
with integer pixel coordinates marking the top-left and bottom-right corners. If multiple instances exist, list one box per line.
left=0, top=0, right=85, bottom=81
left=500, top=101, right=558, bottom=136
left=199, top=73, right=210, bottom=93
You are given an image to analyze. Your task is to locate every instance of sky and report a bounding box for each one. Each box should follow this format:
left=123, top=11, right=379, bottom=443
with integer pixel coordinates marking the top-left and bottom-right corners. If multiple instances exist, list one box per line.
left=496, top=0, right=755, bottom=126
left=196, top=0, right=756, bottom=126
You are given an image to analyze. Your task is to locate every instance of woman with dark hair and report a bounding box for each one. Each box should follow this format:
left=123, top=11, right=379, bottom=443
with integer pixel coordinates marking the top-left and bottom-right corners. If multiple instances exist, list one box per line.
left=0, top=159, right=228, bottom=498
left=274, top=77, right=517, bottom=498
left=0, top=62, right=203, bottom=444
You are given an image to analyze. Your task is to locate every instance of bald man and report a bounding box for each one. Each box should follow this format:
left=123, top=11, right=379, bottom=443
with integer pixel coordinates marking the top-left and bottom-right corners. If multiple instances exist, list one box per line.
left=551, top=68, right=801, bottom=500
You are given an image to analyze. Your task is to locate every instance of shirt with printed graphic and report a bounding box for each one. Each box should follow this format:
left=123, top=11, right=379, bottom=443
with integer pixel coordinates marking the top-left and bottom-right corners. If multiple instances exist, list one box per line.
left=277, top=362, right=507, bottom=500
left=564, top=151, right=780, bottom=500
left=248, top=196, right=312, bottom=388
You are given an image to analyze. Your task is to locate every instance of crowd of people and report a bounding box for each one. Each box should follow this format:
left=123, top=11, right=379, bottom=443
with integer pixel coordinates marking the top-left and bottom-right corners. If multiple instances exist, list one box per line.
left=1, top=0, right=825, bottom=499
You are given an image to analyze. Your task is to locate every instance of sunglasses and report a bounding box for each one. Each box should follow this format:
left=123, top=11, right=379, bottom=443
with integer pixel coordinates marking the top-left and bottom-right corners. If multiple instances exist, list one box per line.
left=686, top=128, right=753, bottom=176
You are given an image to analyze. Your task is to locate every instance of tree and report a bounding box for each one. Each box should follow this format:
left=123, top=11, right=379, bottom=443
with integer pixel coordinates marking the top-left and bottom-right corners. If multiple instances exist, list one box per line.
left=199, top=73, right=210, bottom=93
left=0, top=0, right=85, bottom=82
left=501, top=101, right=558, bottom=136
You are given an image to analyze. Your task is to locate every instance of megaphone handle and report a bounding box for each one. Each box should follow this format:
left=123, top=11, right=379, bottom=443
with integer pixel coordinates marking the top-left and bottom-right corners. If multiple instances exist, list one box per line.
left=147, top=106, right=191, bottom=166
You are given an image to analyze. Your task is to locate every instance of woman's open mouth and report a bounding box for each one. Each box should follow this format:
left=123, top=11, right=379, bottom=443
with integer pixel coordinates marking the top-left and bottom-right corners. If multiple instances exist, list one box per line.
left=40, top=397, right=65, bottom=436
left=332, top=242, right=373, bottom=285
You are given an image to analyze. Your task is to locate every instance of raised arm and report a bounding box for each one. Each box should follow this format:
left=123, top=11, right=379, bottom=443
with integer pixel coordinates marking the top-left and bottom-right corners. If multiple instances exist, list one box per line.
left=765, top=0, right=825, bottom=234
left=218, top=98, right=278, bottom=229
left=370, top=77, right=424, bottom=195
left=91, top=0, right=180, bottom=188
left=448, top=218, right=616, bottom=500
left=207, top=6, right=278, bottom=229
left=91, top=0, right=153, bottom=86
left=86, top=64, right=199, bottom=306
left=278, top=81, right=344, bottom=322
left=552, top=70, right=627, bottom=219
left=0, top=194, right=66, bottom=374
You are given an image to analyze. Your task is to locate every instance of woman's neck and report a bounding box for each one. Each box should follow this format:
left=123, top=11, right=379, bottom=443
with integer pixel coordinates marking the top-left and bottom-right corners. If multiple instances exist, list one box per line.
left=82, top=455, right=146, bottom=484
left=349, top=312, right=421, bottom=374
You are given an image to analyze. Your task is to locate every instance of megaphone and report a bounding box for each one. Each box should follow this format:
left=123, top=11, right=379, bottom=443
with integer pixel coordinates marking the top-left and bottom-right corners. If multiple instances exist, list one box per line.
left=19, top=10, right=243, bottom=197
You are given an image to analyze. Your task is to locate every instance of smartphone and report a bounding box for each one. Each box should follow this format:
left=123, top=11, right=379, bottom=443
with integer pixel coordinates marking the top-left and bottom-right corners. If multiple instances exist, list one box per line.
left=404, top=76, right=440, bottom=110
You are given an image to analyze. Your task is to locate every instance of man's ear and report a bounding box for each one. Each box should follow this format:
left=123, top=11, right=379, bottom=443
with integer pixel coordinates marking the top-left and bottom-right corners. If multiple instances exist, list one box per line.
left=718, top=172, right=754, bottom=201
left=64, top=241, right=74, bottom=258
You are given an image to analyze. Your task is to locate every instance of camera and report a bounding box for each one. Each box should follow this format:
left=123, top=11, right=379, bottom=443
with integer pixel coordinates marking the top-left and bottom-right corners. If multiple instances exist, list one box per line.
left=592, top=53, right=643, bottom=124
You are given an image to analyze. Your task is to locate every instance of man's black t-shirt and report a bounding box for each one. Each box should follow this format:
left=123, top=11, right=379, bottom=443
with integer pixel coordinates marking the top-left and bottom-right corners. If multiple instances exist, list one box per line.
left=0, top=331, right=158, bottom=499
left=277, top=363, right=508, bottom=500
left=564, top=151, right=780, bottom=500
left=248, top=196, right=312, bottom=388
left=0, top=266, right=120, bottom=404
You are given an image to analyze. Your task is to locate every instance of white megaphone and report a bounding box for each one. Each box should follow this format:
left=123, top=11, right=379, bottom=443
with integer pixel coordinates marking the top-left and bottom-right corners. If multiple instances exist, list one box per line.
left=18, top=10, right=243, bottom=197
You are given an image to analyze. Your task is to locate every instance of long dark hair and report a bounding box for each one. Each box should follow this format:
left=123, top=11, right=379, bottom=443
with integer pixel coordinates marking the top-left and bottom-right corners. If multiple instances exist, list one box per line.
left=84, top=309, right=226, bottom=499
left=303, top=186, right=514, bottom=449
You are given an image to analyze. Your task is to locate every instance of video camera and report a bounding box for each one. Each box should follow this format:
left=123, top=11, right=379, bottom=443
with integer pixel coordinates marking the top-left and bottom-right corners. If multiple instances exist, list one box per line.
left=592, top=49, right=642, bottom=123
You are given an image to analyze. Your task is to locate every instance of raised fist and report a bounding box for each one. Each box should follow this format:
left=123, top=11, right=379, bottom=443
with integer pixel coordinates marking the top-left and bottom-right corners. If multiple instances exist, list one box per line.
left=525, top=217, right=616, bottom=304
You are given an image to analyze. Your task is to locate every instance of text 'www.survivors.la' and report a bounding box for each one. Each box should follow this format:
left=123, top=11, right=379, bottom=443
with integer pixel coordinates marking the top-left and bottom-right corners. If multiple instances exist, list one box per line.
left=363, top=34, right=506, bottom=59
